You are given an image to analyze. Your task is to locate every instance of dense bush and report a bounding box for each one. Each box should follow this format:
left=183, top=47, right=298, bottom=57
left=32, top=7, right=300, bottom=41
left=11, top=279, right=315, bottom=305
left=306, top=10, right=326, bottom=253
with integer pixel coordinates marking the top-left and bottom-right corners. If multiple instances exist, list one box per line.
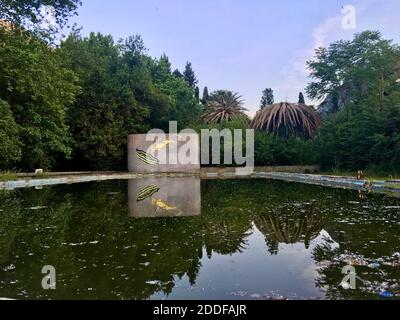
left=192, top=116, right=318, bottom=166
left=0, top=28, right=77, bottom=170
left=0, top=29, right=202, bottom=171
left=308, top=31, right=400, bottom=173
left=316, top=100, right=400, bottom=172
left=254, top=133, right=318, bottom=166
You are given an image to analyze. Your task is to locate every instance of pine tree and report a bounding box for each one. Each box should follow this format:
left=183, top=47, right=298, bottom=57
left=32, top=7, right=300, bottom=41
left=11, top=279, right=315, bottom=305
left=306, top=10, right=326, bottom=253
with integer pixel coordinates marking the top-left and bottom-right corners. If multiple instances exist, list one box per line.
left=183, top=61, right=198, bottom=88
left=202, top=86, right=209, bottom=103
left=195, top=86, right=200, bottom=102
left=260, top=88, right=274, bottom=109
left=159, top=53, right=171, bottom=73
left=173, top=69, right=183, bottom=78
left=298, top=92, right=306, bottom=104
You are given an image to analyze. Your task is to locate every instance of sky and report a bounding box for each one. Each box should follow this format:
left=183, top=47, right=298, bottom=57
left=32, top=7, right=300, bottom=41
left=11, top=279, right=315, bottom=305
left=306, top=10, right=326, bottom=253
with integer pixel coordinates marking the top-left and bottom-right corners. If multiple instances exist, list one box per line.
left=70, top=0, right=400, bottom=116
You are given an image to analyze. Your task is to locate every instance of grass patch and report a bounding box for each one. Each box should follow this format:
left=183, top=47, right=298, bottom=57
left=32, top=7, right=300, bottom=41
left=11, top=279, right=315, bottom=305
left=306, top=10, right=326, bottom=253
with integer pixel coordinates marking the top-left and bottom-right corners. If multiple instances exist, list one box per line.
left=0, top=170, right=51, bottom=182
left=0, top=171, right=19, bottom=182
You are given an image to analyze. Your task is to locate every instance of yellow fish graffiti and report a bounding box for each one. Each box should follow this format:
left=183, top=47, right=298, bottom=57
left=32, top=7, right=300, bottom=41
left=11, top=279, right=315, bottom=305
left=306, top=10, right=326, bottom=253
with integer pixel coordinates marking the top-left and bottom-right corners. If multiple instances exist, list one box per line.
left=151, top=139, right=175, bottom=152
left=151, top=199, right=177, bottom=211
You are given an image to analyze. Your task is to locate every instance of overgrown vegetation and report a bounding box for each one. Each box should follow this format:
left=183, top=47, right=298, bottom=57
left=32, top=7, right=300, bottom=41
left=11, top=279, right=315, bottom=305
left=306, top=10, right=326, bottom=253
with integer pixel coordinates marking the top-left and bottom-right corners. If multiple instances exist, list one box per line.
left=1, top=2, right=400, bottom=174
left=308, top=31, right=400, bottom=173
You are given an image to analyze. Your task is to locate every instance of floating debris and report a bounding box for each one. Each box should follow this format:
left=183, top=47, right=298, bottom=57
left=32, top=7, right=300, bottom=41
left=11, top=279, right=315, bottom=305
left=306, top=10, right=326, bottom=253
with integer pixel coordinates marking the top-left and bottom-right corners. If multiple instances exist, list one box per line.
left=3, top=264, right=16, bottom=272
left=140, top=262, right=150, bottom=267
left=146, top=280, right=161, bottom=285
left=368, top=262, right=380, bottom=269
left=379, top=291, right=394, bottom=298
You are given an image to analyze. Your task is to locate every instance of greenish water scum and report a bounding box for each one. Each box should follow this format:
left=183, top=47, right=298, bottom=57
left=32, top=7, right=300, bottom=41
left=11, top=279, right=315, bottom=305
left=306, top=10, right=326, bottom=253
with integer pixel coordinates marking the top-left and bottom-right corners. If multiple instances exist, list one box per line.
left=0, top=178, right=399, bottom=300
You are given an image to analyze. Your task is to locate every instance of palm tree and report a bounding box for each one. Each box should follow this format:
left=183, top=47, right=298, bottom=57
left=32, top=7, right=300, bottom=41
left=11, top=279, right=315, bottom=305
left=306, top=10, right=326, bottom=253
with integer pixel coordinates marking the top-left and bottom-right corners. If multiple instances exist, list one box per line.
left=250, top=102, right=322, bottom=138
left=203, top=90, right=248, bottom=124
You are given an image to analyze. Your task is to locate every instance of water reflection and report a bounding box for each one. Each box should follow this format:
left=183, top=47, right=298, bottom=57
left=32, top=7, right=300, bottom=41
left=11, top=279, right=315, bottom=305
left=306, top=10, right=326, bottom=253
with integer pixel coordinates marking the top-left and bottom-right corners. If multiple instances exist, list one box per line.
left=255, top=207, right=322, bottom=255
left=128, top=177, right=201, bottom=218
left=0, top=179, right=398, bottom=300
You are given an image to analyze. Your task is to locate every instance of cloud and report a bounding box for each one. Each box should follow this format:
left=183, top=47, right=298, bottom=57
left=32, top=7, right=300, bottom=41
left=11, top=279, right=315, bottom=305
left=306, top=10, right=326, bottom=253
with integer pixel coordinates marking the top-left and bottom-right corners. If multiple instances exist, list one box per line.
left=311, top=15, right=342, bottom=51
left=272, top=11, right=346, bottom=104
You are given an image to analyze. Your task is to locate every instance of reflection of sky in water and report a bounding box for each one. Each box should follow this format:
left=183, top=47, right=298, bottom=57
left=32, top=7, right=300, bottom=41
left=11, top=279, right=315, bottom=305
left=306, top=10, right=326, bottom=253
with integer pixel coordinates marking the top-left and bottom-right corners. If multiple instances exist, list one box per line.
left=152, top=228, right=339, bottom=300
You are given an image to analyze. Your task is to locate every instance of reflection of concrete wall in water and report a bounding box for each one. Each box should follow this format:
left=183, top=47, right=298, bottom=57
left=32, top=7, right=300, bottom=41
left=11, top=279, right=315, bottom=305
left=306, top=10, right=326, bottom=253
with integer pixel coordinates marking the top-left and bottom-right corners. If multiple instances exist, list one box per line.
left=127, top=134, right=200, bottom=173
left=128, top=177, right=201, bottom=218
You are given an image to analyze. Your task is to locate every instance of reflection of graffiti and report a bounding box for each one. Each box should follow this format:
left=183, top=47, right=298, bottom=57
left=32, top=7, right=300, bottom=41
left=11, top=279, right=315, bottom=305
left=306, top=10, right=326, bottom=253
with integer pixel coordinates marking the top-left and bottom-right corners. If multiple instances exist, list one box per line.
left=136, top=185, right=160, bottom=202
left=255, top=209, right=322, bottom=254
left=128, top=177, right=201, bottom=218
left=136, top=149, right=159, bottom=165
left=152, top=199, right=177, bottom=212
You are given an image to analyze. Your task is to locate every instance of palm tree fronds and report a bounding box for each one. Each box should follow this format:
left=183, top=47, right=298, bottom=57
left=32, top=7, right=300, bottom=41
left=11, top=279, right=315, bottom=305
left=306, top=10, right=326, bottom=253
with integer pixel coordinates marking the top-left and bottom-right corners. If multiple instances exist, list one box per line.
left=203, top=90, right=248, bottom=124
left=250, top=102, right=322, bottom=138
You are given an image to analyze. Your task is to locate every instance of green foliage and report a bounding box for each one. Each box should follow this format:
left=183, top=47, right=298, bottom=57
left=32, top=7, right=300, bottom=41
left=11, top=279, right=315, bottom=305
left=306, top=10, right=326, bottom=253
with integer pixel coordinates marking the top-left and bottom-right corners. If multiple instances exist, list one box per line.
left=260, top=88, right=274, bottom=109
left=0, top=28, right=78, bottom=170
left=254, top=132, right=318, bottom=166
left=316, top=100, right=400, bottom=171
left=307, top=31, right=400, bottom=101
left=193, top=115, right=317, bottom=167
left=172, top=69, right=183, bottom=78
left=0, top=0, right=81, bottom=34
left=202, top=86, right=209, bottom=103
left=0, top=99, right=21, bottom=166
left=59, top=32, right=201, bottom=170
left=203, top=90, right=247, bottom=124
left=308, top=31, right=400, bottom=173
left=148, top=54, right=202, bottom=130
left=183, top=61, right=198, bottom=88
left=251, top=102, right=322, bottom=139
left=60, top=32, right=151, bottom=170
left=0, top=170, right=19, bottom=181
left=0, top=23, right=202, bottom=171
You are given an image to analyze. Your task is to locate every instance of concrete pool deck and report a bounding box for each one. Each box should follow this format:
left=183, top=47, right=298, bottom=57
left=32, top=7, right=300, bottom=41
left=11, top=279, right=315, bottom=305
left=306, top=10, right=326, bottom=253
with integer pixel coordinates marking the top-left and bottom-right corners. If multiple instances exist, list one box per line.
left=1, top=167, right=400, bottom=195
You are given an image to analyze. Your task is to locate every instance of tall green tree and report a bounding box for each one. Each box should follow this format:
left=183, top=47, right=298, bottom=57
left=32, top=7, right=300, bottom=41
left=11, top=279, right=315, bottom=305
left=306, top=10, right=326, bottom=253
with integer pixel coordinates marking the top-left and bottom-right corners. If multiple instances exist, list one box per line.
left=260, top=88, right=274, bottom=109
left=183, top=61, right=198, bottom=88
left=0, top=0, right=81, bottom=33
left=60, top=32, right=159, bottom=170
left=203, top=90, right=247, bottom=124
left=148, top=56, right=202, bottom=129
left=202, top=86, right=209, bottom=103
left=298, top=92, right=305, bottom=104
left=0, top=99, right=21, bottom=167
left=194, top=86, right=200, bottom=102
left=307, top=31, right=400, bottom=103
left=308, top=31, right=400, bottom=171
left=173, top=69, right=183, bottom=78
left=0, top=28, right=78, bottom=170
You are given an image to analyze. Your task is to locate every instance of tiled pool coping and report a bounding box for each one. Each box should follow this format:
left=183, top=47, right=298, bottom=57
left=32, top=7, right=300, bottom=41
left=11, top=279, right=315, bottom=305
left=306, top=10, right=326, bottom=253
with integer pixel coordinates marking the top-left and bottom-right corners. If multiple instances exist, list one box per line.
left=1, top=170, right=400, bottom=195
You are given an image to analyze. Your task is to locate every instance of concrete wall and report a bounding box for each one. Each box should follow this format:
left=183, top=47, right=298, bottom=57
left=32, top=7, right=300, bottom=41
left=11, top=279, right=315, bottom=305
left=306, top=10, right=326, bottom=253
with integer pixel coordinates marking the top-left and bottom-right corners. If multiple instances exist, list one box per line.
left=127, top=134, right=200, bottom=173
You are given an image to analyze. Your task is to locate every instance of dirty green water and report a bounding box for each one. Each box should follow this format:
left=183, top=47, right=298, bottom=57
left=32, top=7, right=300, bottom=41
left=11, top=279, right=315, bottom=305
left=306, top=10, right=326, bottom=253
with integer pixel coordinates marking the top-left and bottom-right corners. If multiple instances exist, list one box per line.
left=0, top=178, right=399, bottom=300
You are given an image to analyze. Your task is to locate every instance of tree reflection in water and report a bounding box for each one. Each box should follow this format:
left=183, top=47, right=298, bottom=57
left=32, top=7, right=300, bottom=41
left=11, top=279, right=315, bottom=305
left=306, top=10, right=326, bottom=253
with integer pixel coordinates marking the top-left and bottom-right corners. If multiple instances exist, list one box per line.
left=255, top=206, right=322, bottom=255
left=0, top=178, right=399, bottom=299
